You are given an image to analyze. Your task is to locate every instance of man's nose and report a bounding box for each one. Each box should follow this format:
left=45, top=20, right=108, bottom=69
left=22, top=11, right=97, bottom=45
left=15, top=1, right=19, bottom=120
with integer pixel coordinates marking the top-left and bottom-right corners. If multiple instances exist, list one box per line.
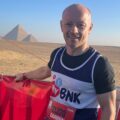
left=71, top=25, right=79, bottom=34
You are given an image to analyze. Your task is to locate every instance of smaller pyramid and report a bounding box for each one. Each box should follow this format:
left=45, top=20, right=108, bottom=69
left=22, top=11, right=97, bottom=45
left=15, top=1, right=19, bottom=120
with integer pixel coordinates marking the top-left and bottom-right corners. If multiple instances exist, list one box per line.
left=22, top=34, right=38, bottom=42
left=3, top=24, right=28, bottom=41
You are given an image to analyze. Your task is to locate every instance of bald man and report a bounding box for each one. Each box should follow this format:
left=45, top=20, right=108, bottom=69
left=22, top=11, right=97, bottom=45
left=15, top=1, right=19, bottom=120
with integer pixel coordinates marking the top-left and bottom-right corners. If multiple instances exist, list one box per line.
left=15, top=4, right=116, bottom=120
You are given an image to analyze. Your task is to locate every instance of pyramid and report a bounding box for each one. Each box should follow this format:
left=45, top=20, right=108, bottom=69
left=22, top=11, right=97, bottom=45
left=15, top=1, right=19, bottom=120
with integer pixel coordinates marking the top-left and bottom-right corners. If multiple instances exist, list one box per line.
left=3, top=24, right=28, bottom=41
left=22, top=34, right=38, bottom=42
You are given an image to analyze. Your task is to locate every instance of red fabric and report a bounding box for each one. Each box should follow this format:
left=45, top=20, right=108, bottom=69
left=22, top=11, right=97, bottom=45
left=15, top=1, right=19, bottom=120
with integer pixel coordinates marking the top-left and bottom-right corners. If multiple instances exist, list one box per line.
left=97, top=108, right=101, bottom=120
left=0, top=75, right=52, bottom=120
left=117, top=107, right=120, bottom=120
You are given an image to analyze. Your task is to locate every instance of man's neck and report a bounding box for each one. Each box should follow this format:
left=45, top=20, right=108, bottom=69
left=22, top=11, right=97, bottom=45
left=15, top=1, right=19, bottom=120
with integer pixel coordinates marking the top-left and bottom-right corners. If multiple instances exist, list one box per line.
left=66, top=44, right=90, bottom=56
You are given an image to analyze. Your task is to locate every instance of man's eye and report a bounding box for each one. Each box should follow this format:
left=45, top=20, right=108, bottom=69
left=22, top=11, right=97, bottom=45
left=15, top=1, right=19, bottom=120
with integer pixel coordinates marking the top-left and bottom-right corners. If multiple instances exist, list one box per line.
left=65, top=23, right=73, bottom=27
left=78, top=24, right=85, bottom=29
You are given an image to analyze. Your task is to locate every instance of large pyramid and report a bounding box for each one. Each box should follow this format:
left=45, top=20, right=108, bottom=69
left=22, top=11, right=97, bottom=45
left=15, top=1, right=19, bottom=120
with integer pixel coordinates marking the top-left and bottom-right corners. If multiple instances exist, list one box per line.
left=3, top=24, right=38, bottom=42
left=3, top=24, right=28, bottom=41
left=22, top=34, right=38, bottom=42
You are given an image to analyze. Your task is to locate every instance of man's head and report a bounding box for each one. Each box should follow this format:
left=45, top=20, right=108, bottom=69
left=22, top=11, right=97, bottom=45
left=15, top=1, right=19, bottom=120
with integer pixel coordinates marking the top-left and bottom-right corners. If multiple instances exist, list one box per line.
left=60, top=4, right=93, bottom=49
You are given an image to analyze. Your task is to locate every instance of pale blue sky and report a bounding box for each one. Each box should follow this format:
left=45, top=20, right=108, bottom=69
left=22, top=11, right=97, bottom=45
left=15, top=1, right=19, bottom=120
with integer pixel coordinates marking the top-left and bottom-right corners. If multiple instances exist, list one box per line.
left=0, top=0, right=120, bottom=46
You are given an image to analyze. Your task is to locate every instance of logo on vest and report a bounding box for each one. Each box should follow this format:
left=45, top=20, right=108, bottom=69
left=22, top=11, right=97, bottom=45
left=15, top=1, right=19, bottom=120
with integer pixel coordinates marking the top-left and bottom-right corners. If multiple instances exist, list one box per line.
left=60, top=88, right=81, bottom=104
left=52, top=78, right=62, bottom=97
left=52, top=76, right=81, bottom=104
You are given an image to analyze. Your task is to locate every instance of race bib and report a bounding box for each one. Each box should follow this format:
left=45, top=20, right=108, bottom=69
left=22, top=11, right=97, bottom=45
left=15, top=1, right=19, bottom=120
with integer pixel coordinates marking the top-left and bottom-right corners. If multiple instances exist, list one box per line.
left=44, top=100, right=76, bottom=120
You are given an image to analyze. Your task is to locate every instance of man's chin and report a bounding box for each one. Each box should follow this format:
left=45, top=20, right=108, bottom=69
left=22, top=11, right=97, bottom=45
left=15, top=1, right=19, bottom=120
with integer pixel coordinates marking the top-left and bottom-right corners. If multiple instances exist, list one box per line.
left=68, top=43, right=80, bottom=49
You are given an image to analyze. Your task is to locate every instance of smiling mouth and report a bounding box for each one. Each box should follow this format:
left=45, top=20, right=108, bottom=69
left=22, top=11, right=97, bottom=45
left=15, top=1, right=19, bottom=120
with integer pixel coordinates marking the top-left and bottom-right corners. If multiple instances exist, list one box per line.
left=67, top=33, right=81, bottom=40
left=70, top=36, right=80, bottom=39
left=68, top=36, right=81, bottom=40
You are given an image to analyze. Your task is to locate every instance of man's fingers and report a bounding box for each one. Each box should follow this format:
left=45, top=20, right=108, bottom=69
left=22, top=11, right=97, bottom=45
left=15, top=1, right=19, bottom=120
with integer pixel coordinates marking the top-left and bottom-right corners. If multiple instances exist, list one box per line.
left=14, top=74, right=23, bottom=82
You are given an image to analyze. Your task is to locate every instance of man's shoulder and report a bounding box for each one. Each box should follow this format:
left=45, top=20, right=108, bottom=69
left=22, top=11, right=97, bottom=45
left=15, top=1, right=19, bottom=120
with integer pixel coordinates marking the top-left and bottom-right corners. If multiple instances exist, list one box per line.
left=94, top=52, right=110, bottom=67
left=94, top=54, right=114, bottom=80
left=51, top=46, right=65, bottom=55
left=48, top=46, right=65, bottom=69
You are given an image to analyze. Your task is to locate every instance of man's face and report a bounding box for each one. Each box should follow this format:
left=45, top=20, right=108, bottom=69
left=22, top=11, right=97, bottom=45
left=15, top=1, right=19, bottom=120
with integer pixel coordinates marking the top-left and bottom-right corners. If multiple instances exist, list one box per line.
left=61, top=11, right=92, bottom=49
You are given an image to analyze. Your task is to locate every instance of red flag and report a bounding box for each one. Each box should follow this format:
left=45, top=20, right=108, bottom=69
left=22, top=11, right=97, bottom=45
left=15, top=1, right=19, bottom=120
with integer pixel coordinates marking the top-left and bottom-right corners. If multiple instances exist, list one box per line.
left=0, top=75, right=52, bottom=120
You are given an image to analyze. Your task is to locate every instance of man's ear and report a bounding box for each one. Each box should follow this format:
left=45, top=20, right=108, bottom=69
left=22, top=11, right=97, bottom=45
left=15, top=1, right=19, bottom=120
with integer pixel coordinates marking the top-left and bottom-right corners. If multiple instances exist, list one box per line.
left=60, top=20, right=63, bottom=32
left=89, top=23, right=93, bottom=31
left=88, top=23, right=93, bottom=33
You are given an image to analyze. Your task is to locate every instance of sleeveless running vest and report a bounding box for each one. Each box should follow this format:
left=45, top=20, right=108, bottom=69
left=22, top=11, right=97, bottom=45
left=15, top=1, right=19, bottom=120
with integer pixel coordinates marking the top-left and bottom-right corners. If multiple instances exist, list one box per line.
left=50, top=47, right=101, bottom=110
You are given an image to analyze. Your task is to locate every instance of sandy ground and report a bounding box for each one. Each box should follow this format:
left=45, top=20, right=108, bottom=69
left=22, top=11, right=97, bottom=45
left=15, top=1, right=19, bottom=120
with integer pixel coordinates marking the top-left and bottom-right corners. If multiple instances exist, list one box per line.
left=0, top=40, right=120, bottom=85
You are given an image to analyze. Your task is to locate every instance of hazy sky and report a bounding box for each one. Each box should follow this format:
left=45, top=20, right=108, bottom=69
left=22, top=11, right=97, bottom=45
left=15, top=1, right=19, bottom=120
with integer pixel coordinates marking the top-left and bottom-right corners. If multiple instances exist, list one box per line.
left=0, top=0, right=120, bottom=46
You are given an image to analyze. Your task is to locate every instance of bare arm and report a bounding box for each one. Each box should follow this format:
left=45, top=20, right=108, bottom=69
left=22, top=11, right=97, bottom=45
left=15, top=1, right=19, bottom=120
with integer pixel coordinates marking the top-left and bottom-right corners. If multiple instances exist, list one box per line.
left=15, top=66, right=51, bottom=81
left=97, top=90, right=116, bottom=120
left=116, top=90, right=120, bottom=118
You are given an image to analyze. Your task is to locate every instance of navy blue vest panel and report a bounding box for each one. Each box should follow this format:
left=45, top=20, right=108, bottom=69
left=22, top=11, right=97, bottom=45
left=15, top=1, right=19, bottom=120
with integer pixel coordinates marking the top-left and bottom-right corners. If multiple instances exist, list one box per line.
left=75, top=108, right=98, bottom=120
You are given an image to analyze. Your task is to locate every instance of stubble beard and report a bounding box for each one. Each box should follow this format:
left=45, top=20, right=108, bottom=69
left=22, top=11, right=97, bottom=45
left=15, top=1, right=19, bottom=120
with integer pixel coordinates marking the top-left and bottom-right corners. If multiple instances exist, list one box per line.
left=64, top=33, right=85, bottom=49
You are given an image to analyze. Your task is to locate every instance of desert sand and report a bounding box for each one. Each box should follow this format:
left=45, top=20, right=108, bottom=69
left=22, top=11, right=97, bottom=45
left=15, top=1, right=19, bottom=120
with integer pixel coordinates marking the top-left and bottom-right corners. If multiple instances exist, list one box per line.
left=0, top=39, right=120, bottom=85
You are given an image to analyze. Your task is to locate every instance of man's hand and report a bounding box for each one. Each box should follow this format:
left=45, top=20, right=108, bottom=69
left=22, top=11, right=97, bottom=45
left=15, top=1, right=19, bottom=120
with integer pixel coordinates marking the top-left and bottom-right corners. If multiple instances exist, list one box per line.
left=15, top=73, right=24, bottom=82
